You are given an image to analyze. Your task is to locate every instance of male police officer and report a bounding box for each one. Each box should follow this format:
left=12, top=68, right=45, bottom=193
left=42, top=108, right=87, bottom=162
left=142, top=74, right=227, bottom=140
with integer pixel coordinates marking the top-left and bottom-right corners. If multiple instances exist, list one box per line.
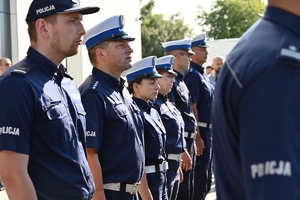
left=162, top=39, right=196, bottom=200
left=0, top=0, right=99, bottom=199
left=212, top=0, right=300, bottom=199
left=184, top=33, right=214, bottom=200
left=79, top=15, right=150, bottom=200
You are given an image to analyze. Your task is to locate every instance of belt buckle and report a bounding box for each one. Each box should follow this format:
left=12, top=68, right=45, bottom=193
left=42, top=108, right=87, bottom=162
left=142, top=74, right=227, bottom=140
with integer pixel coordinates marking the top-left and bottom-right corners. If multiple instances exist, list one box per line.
left=161, top=161, right=169, bottom=172
left=129, top=182, right=140, bottom=195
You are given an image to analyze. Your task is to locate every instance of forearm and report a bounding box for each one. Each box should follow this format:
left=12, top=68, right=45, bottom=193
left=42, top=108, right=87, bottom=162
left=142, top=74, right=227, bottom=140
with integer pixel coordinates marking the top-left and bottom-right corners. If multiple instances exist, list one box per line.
left=191, top=103, right=201, bottom=137
left=0, top=150, right=37, bottom=200
left=138, top=173, right=153, bottom=200
left=87, top=148, right=106, bottom=200
left=2, top=172, right=37, bottom=200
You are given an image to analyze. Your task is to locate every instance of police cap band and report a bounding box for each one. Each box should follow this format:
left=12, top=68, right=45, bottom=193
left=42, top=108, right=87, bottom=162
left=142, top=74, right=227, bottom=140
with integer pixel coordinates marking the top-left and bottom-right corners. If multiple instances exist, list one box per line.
left=155, top=55, right=177, bottom=77
left=83, top=15, right=135, bottom=50
left=191, top=33, right=211, bottom=48
left=162, top=39, right=195, bottom=55
left=125, top=56, right=163, bottom=83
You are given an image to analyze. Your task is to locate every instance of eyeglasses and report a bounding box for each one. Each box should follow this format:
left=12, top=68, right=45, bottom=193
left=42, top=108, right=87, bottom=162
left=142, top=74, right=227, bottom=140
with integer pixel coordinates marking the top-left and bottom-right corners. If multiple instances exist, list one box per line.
left=179, top=52, right=191, bottom=58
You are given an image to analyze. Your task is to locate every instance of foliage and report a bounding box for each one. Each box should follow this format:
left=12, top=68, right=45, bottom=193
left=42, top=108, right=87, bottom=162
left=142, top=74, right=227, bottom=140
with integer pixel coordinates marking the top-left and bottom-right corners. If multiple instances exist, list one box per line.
left=196, top=0, right=266, bottom=39
left=141, top=0, right=193, bottom=57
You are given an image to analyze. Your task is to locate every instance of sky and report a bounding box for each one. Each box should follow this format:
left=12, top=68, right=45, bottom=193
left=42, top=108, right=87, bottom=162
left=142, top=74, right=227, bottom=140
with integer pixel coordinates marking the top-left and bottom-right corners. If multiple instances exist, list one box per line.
left=141, top=0, right=215, bottom=35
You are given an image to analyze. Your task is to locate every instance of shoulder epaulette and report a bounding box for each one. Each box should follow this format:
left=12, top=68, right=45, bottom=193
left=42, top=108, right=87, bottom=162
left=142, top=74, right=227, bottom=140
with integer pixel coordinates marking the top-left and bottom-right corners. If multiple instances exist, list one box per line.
left=11, top=64, right=33, bottom=76
left=90, top=80, right=100, bottom=90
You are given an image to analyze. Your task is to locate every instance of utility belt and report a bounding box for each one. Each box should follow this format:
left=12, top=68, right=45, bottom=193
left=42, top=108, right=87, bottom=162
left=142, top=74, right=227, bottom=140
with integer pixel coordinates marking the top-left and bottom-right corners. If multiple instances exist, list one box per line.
left=103, top=182, right=141, bottom=195
left=167, top=153, right=183, bottom=162
left=198, top=121, right=212, bottom=129
left=145, top=161, right=169, bottom=174
left=184, top=132, right=196, bottom=139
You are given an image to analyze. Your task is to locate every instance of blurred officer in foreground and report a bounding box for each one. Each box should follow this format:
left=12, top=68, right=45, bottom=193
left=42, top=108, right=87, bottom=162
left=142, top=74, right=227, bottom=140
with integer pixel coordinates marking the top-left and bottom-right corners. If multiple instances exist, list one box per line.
left=184, top=33, right=214, bottom=200
left=154, top=56, right=186, bottom=200
left=212, top=0, right=300, bottom=199
left=80, top=15, right=150, bottom=200
left=0, top=0, right=99, bottom=199
left=125, top=56, right=168, bottom=199
left=162, top=39, right=196, bottom=200
left=0, top=57, right=12, bottom=75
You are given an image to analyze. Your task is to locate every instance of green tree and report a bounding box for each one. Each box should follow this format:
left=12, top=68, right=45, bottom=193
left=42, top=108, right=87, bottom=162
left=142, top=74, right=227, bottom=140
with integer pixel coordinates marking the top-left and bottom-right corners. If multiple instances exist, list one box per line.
left=196, top=0, right=266, bottom=39
left=141, top=0, right=193, bottom=57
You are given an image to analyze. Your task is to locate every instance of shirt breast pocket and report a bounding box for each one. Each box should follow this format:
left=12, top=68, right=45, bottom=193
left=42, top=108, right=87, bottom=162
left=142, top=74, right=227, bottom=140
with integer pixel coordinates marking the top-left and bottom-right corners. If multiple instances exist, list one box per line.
left=75, top=102, right=86, bottom=116
left=44, top=103, right=70, bottom=145
left=113, top=101, right=128, bottom=118
left=177, top=87, right=188, bottom=103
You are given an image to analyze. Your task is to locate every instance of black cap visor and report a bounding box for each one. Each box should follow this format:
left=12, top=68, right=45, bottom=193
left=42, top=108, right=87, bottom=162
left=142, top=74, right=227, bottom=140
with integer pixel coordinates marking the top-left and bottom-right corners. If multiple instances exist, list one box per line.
left=57, top=6, right=100, bottom=15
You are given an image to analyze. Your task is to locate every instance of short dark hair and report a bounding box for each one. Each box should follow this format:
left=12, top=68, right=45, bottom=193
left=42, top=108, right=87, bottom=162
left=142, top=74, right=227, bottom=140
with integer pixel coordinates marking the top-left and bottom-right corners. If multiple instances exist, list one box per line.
left=88, top=41, right=109, bottom=66
left=27, top=15, right=57, bottom=42
left=127, top=77, right=144, bottom=94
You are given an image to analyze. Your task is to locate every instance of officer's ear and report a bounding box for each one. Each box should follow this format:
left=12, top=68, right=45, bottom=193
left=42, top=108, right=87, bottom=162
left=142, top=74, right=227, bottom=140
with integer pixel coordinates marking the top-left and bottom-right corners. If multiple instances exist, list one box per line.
left=96, top=48, right=107, bottom=61
left=175, top=52, right=182, bottom=60
left=133, top=82, right=140, bottom=93
left=35, top=19, right=50, bottom=39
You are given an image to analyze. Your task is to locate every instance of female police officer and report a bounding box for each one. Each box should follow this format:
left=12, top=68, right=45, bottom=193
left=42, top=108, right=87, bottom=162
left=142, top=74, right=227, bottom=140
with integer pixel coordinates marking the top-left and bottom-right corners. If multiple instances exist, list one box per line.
left=124, top=56, right=168, bottom=200
left=154, top=55, right=186, bottom=200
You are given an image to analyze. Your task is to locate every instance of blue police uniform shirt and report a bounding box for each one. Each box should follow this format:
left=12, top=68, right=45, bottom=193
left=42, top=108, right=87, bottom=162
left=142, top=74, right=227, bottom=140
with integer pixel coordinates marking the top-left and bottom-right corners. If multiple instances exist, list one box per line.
left=79, top=68, right=145, bottom=184
left=184, top=62, right=214, bottom=123
left=154, top=93, right=185, bottom=155
left=212, top=6, right=300, bottom=200
left=168, top=70, right=197, bottom=133
left=0, top=47, right=94, bottom=200
left=133, top=97, right=166, bottom=166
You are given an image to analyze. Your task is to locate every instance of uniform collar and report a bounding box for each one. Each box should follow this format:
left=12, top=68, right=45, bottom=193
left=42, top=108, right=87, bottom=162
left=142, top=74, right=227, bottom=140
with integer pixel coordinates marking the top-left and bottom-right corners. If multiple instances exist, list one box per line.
left=91, top=67, right=125, bottom=88
left=264, top=6, right=300, bottom=38
left=190, top=61, right=204, bottom=74
left=27, top=47, right=60, bottom=77
left=157, top=93, right=167, bottom=103
left=174, top=69, right=183, bottom=81
left=132, top=97, right=148, bottom=111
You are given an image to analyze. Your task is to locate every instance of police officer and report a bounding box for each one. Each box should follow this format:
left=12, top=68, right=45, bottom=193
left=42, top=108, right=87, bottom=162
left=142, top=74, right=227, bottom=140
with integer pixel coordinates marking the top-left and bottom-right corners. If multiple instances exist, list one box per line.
left=0, top=0, right=99, bottom=199
left=154, top=56, right=186, bottom=200
left=212, top=0, right=300, bottom=199
left=184, top=33, right=214, bottom=200
left=79, top=15, right=150, bottom=200
left=124, top=56, right=168, bottom=200
left=162, top=39, right=196, bottom=200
